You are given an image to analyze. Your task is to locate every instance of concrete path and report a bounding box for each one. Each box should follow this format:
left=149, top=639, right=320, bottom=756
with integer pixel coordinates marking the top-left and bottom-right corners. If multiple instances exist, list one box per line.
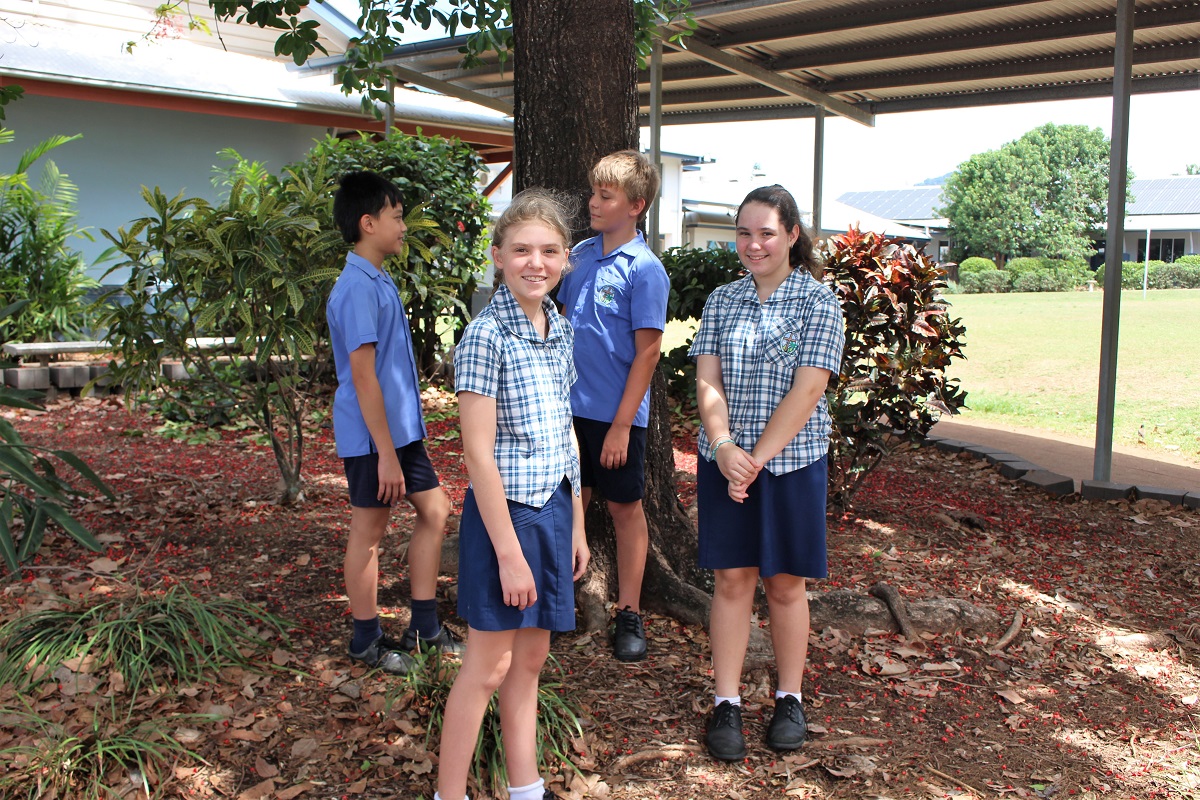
left=931, top=419, right=1200, bottom=495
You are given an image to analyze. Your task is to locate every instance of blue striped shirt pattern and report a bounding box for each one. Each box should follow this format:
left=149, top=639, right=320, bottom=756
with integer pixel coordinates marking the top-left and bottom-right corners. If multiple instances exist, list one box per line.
left=454, top=285, right=581, bottom=507
left=690, top=268, right=845, bottom=475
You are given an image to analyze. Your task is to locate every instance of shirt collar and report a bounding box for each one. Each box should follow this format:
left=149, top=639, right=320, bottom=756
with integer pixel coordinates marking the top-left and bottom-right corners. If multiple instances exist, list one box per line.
left=491, top=285, right=567, bottom=343
left=346, top=251, right=388, bottom=281
left=593, top=230, right=647, bottom=260
left=732, top=267, right=811, bottom=304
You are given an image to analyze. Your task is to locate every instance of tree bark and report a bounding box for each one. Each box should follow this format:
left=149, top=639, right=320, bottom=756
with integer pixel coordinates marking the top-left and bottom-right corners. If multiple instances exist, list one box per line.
left=511, top=0, right=638, bottom=236
left=511, top=0, right=710, bottom=632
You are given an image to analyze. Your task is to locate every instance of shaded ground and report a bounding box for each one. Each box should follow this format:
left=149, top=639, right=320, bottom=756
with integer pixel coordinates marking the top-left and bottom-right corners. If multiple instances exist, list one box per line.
left=3, top=394, right=1199, bottom=800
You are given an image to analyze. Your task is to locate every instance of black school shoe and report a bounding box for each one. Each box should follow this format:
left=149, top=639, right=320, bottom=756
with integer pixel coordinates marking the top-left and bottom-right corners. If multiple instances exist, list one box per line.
left=612, top=607, right=647, bottom=662
left=348, top=634, right=416, bottom=675
left=704, top=700, right=747, bottom=761
left=398, top=625, right=465, bottom=655
left=766, top=694, right=808, bottom=751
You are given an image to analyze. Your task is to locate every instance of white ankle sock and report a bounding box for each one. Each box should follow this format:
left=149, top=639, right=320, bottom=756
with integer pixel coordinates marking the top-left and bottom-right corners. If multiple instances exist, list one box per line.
left=507, top=777, right=545, bottom=800
left=433, top=793, right=468, bottom=800
left=715, top=694, right=741, bottom=707
left=775, top=690, right=802, bottom=702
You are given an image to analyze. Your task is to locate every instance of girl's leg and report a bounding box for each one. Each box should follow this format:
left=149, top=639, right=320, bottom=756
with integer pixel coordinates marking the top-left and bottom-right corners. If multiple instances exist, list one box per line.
left=497, top=627, right=552, bottom=788
left=437, top=628, right=517, bottom=800
left=709, top=567, right=760, bottom=697
left=762, top=574, right=810, bottom=693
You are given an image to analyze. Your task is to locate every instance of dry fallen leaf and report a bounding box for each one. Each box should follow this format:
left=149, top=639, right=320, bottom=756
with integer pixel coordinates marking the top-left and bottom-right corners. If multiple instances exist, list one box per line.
left=996, top=689, right=1026, bottom=705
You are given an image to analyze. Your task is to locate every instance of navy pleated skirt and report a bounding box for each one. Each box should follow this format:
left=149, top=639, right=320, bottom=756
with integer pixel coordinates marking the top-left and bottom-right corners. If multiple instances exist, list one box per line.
left=697, top=454, right=829, bottom=579
left=457, top=478, right=576, bottom=632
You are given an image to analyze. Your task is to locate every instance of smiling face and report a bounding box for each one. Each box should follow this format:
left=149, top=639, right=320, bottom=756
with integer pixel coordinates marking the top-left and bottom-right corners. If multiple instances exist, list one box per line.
left=358, top=199, right=408, bottom=263
left=492, top=221, right=569, bottom=313
left=735, top=200, right=799, bottom=290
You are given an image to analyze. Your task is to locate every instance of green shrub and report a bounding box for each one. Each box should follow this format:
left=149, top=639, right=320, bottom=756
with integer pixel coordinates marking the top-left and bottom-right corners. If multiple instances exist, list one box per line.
left=659, top=246, right=743, bottom=408
left=1176, top=254, right=1200, bottom=267
left=958, top=256, right=996, bottom=275
left=823, top=227, right=967, bottom=508
left=292, top=131, right=491, bottom=378
left=1011, top=269, right=1077, bottom=292
left=0, top=131, right=97, bottom=346
left=960, top=270, right=1009, bottom=294
left=1147, top=261, right=1200, bottom=289
left=1096, top=261, right=1165, bottom=290
left=1004, top=256, right=1044, bottom=275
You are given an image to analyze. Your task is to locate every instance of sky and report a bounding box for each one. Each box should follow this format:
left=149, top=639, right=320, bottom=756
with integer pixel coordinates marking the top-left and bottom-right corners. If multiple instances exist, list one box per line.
left=646, top=90, right=1200, bottom=207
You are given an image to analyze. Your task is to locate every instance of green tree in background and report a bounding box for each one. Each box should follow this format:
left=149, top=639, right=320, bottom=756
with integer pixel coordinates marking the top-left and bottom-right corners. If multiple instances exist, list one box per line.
left=941, top=123, right=1118, bottom=266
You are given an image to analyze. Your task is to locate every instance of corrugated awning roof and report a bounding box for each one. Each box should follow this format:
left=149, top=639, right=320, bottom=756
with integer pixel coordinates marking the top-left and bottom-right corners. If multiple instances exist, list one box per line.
left=304, top=0, right=1200, bottom=128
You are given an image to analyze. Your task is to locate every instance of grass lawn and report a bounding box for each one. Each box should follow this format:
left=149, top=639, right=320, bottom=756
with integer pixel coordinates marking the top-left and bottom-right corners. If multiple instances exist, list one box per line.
left=944, top=288, right=1200, bottom=464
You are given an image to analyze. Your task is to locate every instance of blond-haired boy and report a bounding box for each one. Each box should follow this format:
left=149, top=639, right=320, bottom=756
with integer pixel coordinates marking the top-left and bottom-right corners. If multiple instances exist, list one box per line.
left=557, top=150, right=669, bottom=662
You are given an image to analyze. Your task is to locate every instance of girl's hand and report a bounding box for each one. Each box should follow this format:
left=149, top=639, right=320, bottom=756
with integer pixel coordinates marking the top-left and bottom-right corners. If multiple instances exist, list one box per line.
left=572, top=535, right=591, bottom=581
left=728, top=478, right=753, bottom=503
left=716, top=443, right=761, bottom=486
left=497, top=554, right=537, bottom=610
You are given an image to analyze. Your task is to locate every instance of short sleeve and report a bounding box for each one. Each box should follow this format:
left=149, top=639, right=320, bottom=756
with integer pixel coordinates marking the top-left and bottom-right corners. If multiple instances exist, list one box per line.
left=629, top=255, right=669, bottom=331
left=688, top=290, right=722, bottom=360
left=796, top=288, right=845, bottom=374
left=453, top=320, right=502, bottom=397
left=327, top=277, right=380, bottom=350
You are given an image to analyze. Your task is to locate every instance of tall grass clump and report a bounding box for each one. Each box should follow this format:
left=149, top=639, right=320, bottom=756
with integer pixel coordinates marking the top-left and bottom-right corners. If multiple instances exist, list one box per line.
left=0, top=582, right=290, bottom=701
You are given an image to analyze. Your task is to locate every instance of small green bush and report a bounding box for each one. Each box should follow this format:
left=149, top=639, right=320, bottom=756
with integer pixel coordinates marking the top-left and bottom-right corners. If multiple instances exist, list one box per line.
left=958, top=256, right=997, bottom=275
left=1147, top=261, right=1200, bottom=289
left=1096, top=261, right=1164, bottom=289
left=1176, top=254, right=1200, bottom=267
left=960, top=270, right=1009, bottom=294
left=1011, top=269, right=1078, bottom=293
left=659, top=246, right=744, bottom=408
left=1004, top=256, right=1043, bottom=275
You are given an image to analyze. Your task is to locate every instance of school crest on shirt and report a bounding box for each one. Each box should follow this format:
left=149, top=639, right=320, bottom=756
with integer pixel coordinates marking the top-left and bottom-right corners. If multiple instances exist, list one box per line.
left=594, top=282, right=618, bottom=309
left=780, top=335, right=799, bottom=355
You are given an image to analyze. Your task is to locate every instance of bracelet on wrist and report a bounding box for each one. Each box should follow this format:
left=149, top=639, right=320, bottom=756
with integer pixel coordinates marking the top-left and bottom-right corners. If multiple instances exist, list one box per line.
left=710, top=436, right=734, bottom=460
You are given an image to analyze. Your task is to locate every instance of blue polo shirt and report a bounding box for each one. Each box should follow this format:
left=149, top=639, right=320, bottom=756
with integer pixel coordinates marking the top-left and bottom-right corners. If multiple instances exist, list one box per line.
left=557, top=232, right=669, bottom=428
left=327, top=252, right=427, bottom=458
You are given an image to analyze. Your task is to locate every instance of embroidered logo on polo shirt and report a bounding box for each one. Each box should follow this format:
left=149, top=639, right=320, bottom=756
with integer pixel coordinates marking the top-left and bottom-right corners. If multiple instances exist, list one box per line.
left=780, top=335, right=799, bottom=355
left=595, top=283, right=618, bottom=309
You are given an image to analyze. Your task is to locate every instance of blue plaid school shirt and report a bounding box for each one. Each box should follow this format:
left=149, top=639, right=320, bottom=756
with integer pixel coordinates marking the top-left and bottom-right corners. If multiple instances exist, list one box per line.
left=689, top=268, right=845, bottom=475
left=454, top=285, right=581, bottom=508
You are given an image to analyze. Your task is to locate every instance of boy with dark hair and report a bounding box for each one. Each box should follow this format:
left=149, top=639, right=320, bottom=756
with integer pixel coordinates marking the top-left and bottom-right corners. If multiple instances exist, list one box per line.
left=327, top=170, right=461, bottom=674
left=556, top=150, right=670, bottom=662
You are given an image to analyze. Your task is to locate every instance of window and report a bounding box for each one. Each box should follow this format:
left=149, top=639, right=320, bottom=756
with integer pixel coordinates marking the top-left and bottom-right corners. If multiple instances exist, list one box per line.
left=1136, top=238, right=1187, bottom=262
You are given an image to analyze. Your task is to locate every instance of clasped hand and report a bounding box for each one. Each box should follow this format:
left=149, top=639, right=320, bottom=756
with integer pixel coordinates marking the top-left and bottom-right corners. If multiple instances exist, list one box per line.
left=716, top=443, right=761, bottom=504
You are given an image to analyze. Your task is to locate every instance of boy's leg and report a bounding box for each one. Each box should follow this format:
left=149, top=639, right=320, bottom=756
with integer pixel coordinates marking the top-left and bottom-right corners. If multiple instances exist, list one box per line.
left=607, top=499, right=648, bottom=612
left=345, top=505, right=391, bottom=622
left=497, top=627, right=552, bottom=789
left=437, top=628, right=517, bottom=800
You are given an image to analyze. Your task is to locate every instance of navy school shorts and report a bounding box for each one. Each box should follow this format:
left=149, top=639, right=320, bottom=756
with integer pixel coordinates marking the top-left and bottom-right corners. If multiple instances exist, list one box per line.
left=572, top=416, right=647, bottom=503
left=696, top=453, right=829, bottom=579
left=343, top=440, right=441, bottom=508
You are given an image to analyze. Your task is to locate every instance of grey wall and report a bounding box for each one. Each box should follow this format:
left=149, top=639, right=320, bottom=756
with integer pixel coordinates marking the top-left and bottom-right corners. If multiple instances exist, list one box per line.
left=5, top=94, right=330, bottom=282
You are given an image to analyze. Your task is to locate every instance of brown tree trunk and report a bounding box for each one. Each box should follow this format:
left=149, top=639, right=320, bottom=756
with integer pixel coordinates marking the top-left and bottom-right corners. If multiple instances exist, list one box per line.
left=511, top=0, right=712, bottom=632
left=511, top=0, right=638, bottom=237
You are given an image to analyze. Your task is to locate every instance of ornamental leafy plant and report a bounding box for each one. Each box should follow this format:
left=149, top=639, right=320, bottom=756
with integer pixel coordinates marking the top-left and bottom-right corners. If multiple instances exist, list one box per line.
left=0, top=300, right=111, bottom=574
left=99, top=153, right=348, bottom=505
left=0, top=130, right=98, bottom=347
left=823, top=227, right=967, bottom=509
left=293, top=131, right=490, bottom=378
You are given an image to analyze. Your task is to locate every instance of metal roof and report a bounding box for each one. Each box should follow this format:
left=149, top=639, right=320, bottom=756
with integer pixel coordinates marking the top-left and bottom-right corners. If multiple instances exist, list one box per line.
left=840, top=176, right=1200, bottom=221
left=315, top=0, right=1200, bottom=128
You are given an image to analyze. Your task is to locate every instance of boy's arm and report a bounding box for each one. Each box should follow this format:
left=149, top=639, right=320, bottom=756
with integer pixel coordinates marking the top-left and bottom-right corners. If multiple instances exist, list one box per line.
left=459, top=391, right=538, bottom=610
left=348, top=343, right=404, bottom=503
left=599, top=327, right=663, bottom=469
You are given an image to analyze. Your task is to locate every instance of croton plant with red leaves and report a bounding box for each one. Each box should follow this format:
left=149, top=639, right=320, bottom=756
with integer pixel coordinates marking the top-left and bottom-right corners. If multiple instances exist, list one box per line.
left=822, top=226, right=967, bottom=509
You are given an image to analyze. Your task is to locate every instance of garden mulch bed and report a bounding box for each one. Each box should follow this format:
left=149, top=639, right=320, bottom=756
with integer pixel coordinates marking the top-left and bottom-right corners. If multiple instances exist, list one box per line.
left=3, top=393, right=1200, bottom=800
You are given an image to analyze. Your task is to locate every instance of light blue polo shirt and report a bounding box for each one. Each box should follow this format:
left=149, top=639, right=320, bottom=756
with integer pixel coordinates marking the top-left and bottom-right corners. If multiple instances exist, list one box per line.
left=557, top=231, right=669, bottom=428
left=327, top=252, right=427, bottom=458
